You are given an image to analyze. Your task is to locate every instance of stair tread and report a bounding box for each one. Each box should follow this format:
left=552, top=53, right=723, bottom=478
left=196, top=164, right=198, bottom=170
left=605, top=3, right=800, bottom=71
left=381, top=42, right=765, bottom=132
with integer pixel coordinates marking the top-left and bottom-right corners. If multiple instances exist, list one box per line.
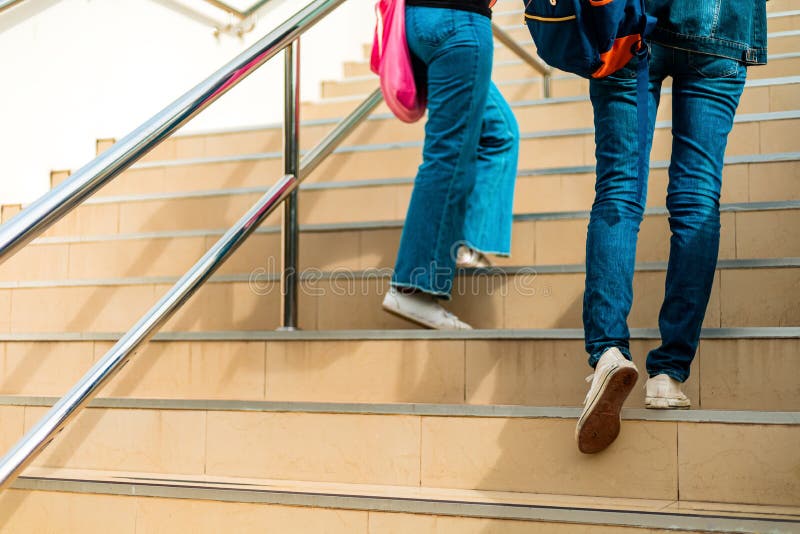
left=0, top=257, right=796, bottom=289
left=122, top=109, right=800, bottom=171
left=68, top=151, right=800, bottom=206
left=3, top=396, right=799, bottom=424
left=156, top=75, right=799, bottom=142
left=22, top=199, right=800, bottom=248
left=17, top=466, right=800, bottom=526
left=0, top=327, right=798, bottom=341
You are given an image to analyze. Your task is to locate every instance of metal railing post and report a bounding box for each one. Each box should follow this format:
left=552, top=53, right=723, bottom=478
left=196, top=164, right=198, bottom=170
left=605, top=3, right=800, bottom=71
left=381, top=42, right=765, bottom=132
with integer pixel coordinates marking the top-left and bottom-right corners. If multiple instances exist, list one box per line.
left=491, top=23, right=552, bottom=98
left=281, top=39, right=300, bottom=330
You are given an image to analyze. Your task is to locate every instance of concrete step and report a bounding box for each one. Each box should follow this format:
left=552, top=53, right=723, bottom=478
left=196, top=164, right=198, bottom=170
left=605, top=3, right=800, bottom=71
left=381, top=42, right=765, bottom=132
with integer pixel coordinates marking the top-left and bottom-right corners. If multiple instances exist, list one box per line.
left=0, top=330, right=797, bottom=411
left=0, top=260, right=796, bottom=332
left=28, top=154, right=799, bottom=246
left=769, top=30, right=800, bottom=54
left=765, top=10, right=800, bottom=32
left=4, top=199, right=798, bottom=282
left=4, top=466, right=798, bottom=533
left=28, top=153, right=800, bottom=247
left=302, top=74, right=799, bottom=121
left=1, top=399, right=797, bottom=506
left=324, top=70, right=674, bottom=103
left=126, top=77, right=798, bottom=163
left=326, top=54, right=800, bottom=100
left=769, top=0, right=800, bottom=11
left=66, top=111, right=800, bottom=200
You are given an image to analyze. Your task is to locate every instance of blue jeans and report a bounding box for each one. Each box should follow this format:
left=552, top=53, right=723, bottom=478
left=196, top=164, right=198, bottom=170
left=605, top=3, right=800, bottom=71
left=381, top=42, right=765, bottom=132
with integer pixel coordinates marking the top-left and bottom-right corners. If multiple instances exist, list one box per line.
left=391, top=6, right=519, bottom=298
left=584, top=44, right=746, bottom=381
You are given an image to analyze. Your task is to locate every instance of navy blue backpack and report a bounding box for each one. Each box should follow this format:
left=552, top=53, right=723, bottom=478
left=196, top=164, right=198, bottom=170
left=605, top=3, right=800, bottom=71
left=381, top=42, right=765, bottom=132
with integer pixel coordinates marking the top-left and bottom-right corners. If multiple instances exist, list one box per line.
left=523, top=0, right=655, bottom=79
left=523, top=0, right=656, bottom=201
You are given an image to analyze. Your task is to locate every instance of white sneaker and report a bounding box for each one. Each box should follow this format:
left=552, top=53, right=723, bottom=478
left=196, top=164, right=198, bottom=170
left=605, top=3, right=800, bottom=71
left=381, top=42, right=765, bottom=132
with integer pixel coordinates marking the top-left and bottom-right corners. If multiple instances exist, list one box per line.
left=456, top=246, right=491, bottom=269
left=645, top=374, right=691, bottom=409
left=575, top=347, right=639, bottom=454
left=382, top=287, right=472, bottom=330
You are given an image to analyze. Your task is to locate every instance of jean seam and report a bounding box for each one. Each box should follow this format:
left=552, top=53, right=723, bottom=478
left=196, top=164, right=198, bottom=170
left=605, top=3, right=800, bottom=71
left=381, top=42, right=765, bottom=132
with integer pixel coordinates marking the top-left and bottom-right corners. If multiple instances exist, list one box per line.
left=431, top=20, right=483, bottom=293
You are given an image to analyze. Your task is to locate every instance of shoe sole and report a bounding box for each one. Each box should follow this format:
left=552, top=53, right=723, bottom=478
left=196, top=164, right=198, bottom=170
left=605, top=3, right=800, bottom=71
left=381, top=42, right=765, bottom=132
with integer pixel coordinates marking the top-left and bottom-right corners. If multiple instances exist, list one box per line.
left=381, top=302, right=471, bottom=330
left=576, top=364, right=639, bottom=454
left=645, top=397, right=691, bottom=409
left=382, top=302, right=437, bottom=329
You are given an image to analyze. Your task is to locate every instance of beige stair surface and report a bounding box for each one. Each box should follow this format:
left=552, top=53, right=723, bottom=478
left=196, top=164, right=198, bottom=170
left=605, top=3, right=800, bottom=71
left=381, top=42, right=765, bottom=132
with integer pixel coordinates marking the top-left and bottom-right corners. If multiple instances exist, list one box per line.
left=53, top=110, right=799, bottom=199
left=1, top=467, right=798, bottom=533
left=2, top=199, right=797, bottom=283
left=0, top=261, right=797, bottom=332
left=0, top=331, right=796, bottom=410
left=304, top=75, right=800, bottom=120
left=37, top=155, right=799, bottom=239
left=0, top=0, right=797, bottom=531
left=0, top=399, right=797, bottom=504
left=322, top=53, right=800, bottom=99
left=128, top=77, right=799, bottom=161
left=25, top=155, right=800, bottom=253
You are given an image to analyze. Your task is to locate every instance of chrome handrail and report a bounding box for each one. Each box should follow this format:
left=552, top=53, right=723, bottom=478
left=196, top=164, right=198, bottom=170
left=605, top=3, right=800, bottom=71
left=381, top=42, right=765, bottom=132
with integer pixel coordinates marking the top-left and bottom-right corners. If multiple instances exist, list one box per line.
left=0, top=0, right=382, bottom=492
left=492, top=23, right=552, bottom=98
left=0, top=0, right=26, bottom=13
left=0, top=0, right=346, bottom=267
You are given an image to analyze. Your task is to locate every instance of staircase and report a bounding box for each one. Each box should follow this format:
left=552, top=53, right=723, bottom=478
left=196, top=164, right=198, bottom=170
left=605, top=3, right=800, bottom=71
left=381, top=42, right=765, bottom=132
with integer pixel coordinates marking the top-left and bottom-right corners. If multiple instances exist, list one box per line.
left=0, top=0, right=798, bottom=531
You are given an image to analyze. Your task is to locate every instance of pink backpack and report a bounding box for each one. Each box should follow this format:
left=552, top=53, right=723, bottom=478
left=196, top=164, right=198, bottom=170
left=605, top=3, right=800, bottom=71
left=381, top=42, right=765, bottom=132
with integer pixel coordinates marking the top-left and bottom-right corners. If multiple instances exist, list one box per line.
left=370, top=0, right=426, bottom=123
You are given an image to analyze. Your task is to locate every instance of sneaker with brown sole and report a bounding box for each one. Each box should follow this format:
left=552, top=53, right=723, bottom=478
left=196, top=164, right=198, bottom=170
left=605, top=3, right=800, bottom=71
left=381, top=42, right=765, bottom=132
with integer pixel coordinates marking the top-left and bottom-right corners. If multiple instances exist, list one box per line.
left=575, top=347, right=639, bottom=454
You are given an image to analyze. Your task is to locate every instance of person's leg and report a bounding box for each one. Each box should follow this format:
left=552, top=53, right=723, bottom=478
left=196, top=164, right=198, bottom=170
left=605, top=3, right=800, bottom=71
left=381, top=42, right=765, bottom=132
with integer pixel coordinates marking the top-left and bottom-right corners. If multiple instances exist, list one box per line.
left=583, top=53, right=664, bottom=367
left=391, top=7, right=493, bottom=297
left=461, top=82, right=519, bottom=258
left=645, top=51, right=746, bottom=395
left=577, top=48, right=667, bottom=454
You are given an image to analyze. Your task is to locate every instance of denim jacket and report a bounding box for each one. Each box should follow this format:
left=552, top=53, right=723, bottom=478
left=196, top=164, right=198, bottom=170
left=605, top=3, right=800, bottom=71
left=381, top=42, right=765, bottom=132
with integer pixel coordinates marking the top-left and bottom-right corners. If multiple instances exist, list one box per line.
left=646, top=0, right=768, bottom=65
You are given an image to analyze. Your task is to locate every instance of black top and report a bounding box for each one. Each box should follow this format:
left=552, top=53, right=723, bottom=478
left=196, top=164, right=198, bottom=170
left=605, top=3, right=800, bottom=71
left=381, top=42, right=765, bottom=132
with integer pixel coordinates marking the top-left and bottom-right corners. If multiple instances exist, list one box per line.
left=405, top=0, right=492, bottom=18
